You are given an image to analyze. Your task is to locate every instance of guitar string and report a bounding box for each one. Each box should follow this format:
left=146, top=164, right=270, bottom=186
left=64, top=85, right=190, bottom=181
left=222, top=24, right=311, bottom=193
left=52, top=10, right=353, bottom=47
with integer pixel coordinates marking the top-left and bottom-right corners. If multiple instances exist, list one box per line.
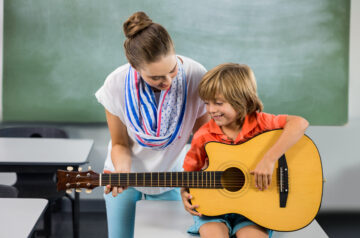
left=77, top=173, right=288, bottom=188
left=97, top=181, right=286, bottom=188
left=100, top=176, right=287, bottom=184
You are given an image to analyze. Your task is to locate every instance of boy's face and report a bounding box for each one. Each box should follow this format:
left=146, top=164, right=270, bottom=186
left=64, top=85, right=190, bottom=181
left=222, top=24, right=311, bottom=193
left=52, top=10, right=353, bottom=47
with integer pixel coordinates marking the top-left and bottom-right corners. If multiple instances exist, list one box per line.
left=204, top=94, right=239, bottom=129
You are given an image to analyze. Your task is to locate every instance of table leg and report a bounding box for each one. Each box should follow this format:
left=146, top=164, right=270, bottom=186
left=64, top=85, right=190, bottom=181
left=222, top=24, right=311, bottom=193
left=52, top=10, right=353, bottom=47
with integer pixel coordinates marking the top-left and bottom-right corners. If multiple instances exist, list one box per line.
left=74, top=190, right=80, bottom=238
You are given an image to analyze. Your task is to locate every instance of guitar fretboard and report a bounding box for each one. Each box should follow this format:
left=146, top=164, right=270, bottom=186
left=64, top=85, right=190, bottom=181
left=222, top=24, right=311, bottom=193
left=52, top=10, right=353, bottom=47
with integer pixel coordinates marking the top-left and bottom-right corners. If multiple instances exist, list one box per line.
left=100, top=171, right=224, bottom=188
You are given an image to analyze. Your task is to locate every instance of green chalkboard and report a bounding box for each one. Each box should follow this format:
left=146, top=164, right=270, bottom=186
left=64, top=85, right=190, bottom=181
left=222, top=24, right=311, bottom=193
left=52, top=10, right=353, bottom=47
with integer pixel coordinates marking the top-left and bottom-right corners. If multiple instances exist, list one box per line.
left=3, top=0, right=350, bottom=125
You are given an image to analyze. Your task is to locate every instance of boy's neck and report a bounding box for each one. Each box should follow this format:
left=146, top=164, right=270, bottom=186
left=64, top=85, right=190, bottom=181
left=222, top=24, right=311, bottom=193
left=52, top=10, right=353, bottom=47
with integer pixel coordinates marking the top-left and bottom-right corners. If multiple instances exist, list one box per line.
left=220, top=124, right=242, bottom=141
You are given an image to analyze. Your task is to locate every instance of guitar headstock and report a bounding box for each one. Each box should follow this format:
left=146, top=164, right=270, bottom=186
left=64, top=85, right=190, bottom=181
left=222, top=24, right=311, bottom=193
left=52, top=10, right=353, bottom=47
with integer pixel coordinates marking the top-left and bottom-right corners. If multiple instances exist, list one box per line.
left=57, top=167, right=99, bottom=193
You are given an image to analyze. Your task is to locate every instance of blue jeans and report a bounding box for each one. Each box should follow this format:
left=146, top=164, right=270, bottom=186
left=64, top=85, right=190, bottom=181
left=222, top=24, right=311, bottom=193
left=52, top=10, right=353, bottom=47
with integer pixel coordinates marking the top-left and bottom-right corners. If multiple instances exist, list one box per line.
left=188, top=213, right=273, bottom=237
left=104, top=188, right=181, bottom=238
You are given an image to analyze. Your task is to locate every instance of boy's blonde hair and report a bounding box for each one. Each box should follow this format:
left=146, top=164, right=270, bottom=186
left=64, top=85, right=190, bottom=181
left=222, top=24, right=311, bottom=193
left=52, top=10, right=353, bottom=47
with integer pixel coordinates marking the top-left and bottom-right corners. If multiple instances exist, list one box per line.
left=199, top=63, right=263, bottom=124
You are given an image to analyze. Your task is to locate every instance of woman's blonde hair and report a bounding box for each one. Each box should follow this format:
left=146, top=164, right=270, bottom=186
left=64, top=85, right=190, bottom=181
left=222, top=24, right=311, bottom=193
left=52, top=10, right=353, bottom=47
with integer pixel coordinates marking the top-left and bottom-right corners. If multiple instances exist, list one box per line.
left=123, top=12, right=174, bottom=70
left=199, top=63, right=263, bottom=124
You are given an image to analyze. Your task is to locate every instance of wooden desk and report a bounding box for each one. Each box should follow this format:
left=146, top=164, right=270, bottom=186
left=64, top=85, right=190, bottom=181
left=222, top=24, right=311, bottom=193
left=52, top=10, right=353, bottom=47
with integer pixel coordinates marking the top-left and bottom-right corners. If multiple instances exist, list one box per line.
left=0, top=198, right=48, bottom=238
left=0, top=138, right=93, bottom=238
left=134, top=201, right=328, bottom=238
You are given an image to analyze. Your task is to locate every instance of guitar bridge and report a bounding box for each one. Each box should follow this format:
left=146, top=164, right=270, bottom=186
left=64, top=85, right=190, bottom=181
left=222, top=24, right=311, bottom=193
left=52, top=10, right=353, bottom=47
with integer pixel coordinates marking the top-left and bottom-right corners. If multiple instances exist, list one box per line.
left=278, top=154, right=288, bottom=208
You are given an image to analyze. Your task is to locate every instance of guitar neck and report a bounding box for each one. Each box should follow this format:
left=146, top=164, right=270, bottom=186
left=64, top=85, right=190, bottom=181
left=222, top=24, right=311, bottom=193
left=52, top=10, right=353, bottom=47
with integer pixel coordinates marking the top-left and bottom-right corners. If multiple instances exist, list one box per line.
left=99, top=171, right=224, bottom=188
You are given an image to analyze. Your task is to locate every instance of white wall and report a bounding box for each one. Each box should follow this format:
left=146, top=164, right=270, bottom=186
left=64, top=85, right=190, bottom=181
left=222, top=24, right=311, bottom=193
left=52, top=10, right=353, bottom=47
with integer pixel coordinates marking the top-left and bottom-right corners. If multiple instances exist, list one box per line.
left=0, top=0, right=359, bottom=211
left=305, top=0, right=360, bottom=211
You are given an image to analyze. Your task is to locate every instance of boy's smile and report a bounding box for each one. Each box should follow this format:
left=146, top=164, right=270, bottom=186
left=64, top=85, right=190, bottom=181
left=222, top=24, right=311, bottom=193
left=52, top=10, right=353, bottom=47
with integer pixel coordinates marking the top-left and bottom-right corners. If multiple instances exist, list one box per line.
left=205, top=94, right=240, bottom=131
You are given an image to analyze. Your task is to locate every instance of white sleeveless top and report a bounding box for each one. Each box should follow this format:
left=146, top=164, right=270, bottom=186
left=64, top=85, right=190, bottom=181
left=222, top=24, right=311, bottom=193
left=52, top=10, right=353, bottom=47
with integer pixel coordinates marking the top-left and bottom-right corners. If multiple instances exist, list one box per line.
left=95, top=55, right=207, bottom=194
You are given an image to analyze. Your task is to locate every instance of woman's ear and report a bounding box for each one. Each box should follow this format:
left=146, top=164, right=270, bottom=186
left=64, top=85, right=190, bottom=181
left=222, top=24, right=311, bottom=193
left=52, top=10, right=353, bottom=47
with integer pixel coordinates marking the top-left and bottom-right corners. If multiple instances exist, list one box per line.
left=130, top=64, right=138, bottom=71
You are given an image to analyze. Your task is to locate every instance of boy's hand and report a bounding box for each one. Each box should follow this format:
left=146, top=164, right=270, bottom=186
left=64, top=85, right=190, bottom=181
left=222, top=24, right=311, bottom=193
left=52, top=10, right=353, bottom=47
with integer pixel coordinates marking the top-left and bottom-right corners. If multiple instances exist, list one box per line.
left=250, top=157, right=276, bottom=191
left=181, top=188, right=202, bottom=216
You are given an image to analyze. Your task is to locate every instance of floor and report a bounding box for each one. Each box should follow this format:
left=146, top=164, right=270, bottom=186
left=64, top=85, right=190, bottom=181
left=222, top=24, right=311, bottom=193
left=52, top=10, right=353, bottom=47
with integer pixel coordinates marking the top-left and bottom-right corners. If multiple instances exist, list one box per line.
left=316, top=212, right=360, bottom=238
left=33, top=211, right=360, bottom=238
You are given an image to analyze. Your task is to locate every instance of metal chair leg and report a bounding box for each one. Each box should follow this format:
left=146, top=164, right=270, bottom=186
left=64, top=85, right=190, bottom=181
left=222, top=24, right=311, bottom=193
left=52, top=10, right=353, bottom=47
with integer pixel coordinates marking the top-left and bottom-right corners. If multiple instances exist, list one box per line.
left=65, top=193, right=76, bottom=238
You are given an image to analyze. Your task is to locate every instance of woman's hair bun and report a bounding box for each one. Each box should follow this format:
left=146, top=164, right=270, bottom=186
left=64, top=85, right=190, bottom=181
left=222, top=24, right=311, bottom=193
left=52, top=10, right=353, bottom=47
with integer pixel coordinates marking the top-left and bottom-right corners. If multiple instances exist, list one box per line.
left=123, top=11, right=153, bottom=38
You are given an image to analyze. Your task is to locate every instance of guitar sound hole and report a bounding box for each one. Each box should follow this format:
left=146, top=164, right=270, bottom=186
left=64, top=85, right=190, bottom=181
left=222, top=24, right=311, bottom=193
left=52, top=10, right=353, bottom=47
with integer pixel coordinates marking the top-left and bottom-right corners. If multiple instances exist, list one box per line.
left=221, top=167, right=245, bottom=192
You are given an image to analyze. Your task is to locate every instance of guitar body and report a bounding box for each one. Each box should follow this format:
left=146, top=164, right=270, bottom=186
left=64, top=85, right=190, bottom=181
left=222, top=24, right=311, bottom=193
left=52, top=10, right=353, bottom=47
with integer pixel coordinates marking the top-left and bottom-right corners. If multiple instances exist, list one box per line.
left=189, top=130, right=323, bottom=231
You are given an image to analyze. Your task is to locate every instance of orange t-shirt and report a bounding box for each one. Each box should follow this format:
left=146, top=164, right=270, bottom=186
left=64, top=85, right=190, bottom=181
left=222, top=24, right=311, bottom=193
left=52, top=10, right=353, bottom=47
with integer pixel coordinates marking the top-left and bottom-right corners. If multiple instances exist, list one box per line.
left=183, top=112, right=288, bottom=171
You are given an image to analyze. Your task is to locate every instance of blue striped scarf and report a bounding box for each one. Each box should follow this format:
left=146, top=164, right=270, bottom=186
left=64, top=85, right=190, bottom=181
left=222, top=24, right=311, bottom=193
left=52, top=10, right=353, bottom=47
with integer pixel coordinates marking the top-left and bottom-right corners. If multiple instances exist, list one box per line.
left=125, top=59, right=187, bottom=149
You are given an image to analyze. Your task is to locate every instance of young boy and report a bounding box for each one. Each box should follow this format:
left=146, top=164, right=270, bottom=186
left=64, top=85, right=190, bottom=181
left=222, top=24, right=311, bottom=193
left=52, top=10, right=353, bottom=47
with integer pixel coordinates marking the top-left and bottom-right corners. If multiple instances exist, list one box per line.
left=181, top=63, right=309, bottom=238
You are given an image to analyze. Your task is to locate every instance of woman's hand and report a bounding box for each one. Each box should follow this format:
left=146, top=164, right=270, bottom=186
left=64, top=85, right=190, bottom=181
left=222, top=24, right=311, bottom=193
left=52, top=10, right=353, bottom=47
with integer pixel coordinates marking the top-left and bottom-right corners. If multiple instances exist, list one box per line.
left=250, top=157, right=276, bottom=191
left=105, top=156, right=131, bottom=197
left=181, top=188, right=202, bottom=216
left=104, top=109, right=133, bottom=197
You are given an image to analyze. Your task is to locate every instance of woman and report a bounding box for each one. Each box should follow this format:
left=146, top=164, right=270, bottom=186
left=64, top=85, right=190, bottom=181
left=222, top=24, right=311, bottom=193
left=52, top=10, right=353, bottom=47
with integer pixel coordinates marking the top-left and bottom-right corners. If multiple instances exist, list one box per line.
left=95, top=11, right=209, bottom=238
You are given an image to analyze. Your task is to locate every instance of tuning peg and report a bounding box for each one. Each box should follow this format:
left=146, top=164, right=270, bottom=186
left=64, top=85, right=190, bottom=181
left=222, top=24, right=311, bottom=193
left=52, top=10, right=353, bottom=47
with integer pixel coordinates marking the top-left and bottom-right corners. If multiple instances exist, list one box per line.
left=85, top=189, right=92, bottom=194
left=66, top=189, right=73, bottom=194
left=75, top=188, right=82, bottom=193
left=88, top=166, right=92, bottom=170
left=78, top=167, right=83, bottom=172
left=67, top=166, right=74, bottom=171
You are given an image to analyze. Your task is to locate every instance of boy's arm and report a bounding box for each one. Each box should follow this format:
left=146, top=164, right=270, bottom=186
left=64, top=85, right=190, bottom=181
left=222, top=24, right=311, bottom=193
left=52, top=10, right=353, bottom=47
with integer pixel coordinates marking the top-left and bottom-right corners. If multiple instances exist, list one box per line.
left=181, top=134, right=207, bottom=216
left=251, top=115, right=309, bottom=190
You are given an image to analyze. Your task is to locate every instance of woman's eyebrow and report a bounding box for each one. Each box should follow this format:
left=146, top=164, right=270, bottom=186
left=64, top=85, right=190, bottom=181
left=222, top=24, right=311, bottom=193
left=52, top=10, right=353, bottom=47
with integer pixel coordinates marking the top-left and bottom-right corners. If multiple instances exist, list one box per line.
left=151, top=62, right=177, bottom=77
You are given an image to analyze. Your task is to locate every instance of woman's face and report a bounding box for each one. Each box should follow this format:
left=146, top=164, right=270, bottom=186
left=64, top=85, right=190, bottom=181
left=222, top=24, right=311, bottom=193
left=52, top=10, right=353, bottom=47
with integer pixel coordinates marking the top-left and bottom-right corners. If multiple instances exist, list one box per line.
left=136, top=53, right=178, bottom=91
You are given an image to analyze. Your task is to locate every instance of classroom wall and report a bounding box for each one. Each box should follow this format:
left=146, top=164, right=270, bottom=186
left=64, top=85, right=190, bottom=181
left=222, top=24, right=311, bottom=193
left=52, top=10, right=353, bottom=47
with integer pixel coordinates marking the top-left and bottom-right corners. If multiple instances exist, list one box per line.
left=0, top=0, right=359, bottom=211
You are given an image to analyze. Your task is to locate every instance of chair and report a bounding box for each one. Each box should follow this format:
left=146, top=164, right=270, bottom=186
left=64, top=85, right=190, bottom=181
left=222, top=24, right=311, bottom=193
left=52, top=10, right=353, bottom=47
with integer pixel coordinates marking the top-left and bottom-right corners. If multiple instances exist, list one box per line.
left=0, top=127, right=68, bottom=138
left=0, top=184, right=18, bottom=198
left=0, top=127, right=75, bottom=238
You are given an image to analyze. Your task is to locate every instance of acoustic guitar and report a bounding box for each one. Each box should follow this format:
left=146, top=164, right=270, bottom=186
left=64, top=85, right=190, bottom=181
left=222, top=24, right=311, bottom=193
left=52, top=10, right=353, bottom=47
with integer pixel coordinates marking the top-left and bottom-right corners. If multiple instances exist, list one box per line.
left=57, top=129, right=323, bottom=231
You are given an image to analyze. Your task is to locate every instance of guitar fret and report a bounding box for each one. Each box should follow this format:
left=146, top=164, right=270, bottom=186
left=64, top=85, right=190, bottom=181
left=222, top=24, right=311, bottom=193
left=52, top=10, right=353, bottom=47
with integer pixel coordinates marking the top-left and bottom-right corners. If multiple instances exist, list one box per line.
left=202, top=172, right=203, bottom=188
left=192, top=172, right=194, bottom=187
left=197, top=172, right=199, bottom=188
left=177, top=172, right=179, bottom=187
left=206, top=172, right=208, bottom=188
left=143, top=173, right=145, bottom=187
left=170, top=172, right=172, bottom=187
left=182, top=172, right=184, bottom=187
left=187, top=172, right=189, bottom=187
left=213, top=171, right=215, bottom=188
left=135, top=173, right=137, bottom=186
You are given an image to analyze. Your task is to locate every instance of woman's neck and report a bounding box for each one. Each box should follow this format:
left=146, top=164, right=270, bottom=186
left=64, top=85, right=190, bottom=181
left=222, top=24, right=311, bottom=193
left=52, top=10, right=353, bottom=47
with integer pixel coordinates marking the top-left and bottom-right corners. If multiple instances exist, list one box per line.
left=152, top=87, right=161, bottom=93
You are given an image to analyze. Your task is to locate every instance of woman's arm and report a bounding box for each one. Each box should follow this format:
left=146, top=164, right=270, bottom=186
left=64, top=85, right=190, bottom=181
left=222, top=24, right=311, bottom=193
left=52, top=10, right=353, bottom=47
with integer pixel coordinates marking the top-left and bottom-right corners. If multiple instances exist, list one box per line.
left=104, top=109, right=133, bottom=197
left=192, top=113, right=210, bottom=133
left=251, top=115, right=309, bottom=190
